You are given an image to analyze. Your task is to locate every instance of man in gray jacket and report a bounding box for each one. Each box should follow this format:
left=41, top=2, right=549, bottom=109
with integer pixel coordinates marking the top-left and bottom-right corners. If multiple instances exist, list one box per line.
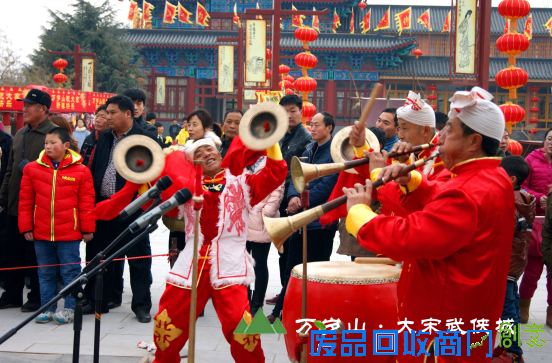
left=265, top=94, right=312, bottom=305
left=0, top=89, right=56, bottom=311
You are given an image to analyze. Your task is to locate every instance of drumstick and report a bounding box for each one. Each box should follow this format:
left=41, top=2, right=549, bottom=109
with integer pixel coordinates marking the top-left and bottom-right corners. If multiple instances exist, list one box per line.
left=354, top=257, right=400, bottom=265
left=350, top=83, right=383, bottom=145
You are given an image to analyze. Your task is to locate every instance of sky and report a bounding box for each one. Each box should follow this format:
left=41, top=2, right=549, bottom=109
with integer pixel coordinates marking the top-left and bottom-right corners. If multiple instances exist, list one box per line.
left=2, top=0, right=550, bottom=65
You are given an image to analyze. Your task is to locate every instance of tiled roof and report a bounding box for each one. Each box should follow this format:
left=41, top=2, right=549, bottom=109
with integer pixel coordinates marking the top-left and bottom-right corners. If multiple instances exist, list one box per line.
left=124, top=29, right=417, bottom=52
left=380, top=56, right=552, bottom=80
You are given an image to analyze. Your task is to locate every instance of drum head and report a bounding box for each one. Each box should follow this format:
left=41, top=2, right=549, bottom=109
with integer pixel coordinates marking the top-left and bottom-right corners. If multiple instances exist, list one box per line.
left=291, top=261, right=399, bottom=285
left=330, top=126, right=381, bottom=174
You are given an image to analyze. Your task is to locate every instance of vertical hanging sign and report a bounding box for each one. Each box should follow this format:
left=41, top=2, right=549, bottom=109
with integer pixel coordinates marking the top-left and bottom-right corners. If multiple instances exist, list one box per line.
left=245, top=19, right=267, bottom=83
left=156, top=77, right=166, bottom=104
left=218, top=45, right=235, bottom=93
left=455, top=0, right=477, bottom=74
left=81, top=59, right=94, bottom=92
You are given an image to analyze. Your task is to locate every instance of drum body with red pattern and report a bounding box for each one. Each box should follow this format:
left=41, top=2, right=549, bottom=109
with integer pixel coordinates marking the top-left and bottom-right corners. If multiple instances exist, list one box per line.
left=282, top=261, right=399, bottom=362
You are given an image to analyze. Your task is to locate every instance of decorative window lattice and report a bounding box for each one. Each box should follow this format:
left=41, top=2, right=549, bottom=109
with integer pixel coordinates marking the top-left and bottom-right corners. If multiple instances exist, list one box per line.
left=325, top=55, right=339, bottom=70
left=349, top=54, right=364, bottom=70
left=144, top=50, right=160, bottom=66
left=185, top=52, right=201, bottom=67
left=165, top=51, right=180, bottom=66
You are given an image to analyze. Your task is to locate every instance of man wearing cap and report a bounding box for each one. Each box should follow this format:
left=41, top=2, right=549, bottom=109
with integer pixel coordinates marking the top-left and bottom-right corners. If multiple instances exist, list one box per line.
left=0, top=89, right=56, bottom=311
left=153, top=136, right=287, bottom=362
left=343, top=87, right=515, bottom=362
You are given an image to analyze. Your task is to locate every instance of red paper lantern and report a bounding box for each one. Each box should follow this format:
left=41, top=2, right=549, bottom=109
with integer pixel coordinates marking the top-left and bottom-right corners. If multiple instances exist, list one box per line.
left=500, top=102, right=526, bottom=132
left=266, top=49, right=272, bottom=61
left=529, top=107, right=539, bottom=113
left=266, top=68, right=271, bottom=80
left=428, top=85, right=438, bottom=92
left=529, top=118, right=539, bottom=124
left=431, top=105, right=437, bottom=111
left=279, top=64, right=290, bottom=75
left=427, top=95, right=437, bottom=101
left=53, top=73, right=68, bottom=88
left=294, top=76, right=317, bottom=93
left=302, top=102, right=317, bottom=118
left=528, top=128, right=538, bottom=135
left=285, top=89, right=295, bottom=95
left=508, top=139, right=523, bottom=156
left=278, top=80, right=293, bottom=90
left=495, top=66, right=528, bottom=99
left=53, top=58, right=68, bottom=71
left=295, top=52, right=318, bottom=69
left=294, top=26, right=318, bottom=43
left=496, top=33, right=529, bottom=65
left=285, top=75, right=295, bottom=84
left=530, top=86, right=540, bottom=93
left=413, top=49, right=423, bottom=59
left=530, top=97, right=540, bottom=103
left=358, top=2, right=367, bottom=10
left=498, top=0, right=531, bottom=20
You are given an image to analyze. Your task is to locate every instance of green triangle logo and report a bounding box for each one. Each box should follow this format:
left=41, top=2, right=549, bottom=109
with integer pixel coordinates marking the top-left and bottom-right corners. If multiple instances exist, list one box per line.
left=273, top=318, right=287, bottom=334
left=244, top=309, right=276, bottom=334
left=233, top=317, right=249, bottom=334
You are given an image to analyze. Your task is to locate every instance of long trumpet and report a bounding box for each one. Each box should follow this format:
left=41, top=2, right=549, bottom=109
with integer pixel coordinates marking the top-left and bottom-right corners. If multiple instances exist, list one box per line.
left=291, top=143, right=435, bottom=193
left=265, top=156, right=437, bottom=250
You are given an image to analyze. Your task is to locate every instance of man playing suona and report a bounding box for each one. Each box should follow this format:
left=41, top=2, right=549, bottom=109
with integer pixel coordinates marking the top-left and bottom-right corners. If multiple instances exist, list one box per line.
left=152, top=137, right=287, bottom=363
left=344, top=87, right=515, bottom=362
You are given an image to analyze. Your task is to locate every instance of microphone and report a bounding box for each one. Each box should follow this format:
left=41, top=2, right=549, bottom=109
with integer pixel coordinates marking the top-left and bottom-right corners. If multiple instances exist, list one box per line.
left=120, top=176, right=173, bottom=219
left=128, top=188, right=192, bottom=233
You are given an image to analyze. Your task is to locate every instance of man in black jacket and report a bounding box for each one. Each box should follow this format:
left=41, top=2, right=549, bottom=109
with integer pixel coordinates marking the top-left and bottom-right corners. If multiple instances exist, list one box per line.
left=81, top=104, right=108, bottom=167
left=84, top=95, right=154, bottom=323
left=0, top=129, right=13, bottom=184
left=122, top=88, right=157, bottom=137
left=266, top=94, right=312, bottom=305
left=219, top=109, right=243, bottom=159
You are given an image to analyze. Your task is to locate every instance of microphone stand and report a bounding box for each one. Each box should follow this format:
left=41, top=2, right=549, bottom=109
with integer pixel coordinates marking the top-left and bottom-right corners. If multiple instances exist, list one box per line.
left=89, top=197, right=163, bottom=363
left=0, top=223, right=160, bottom=363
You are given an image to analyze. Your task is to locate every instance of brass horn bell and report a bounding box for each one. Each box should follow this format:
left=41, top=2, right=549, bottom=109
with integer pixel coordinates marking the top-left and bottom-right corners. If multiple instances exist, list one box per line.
left=239, top=102, right=289, bottom=151
left=113, top=135, right=166, bottom=184
left=291, top=156, right=352, bottom=194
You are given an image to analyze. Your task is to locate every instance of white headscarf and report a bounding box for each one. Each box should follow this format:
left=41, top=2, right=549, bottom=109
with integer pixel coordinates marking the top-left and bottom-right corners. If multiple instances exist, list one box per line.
left=396, top=91, right=436, bottom=128
left=448, top=87, right=505, bottom=142
left=184, top=131, right=222, bottom=160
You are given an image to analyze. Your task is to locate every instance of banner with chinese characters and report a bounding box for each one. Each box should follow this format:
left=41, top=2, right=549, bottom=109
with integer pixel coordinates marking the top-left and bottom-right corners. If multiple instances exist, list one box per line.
left=156, top=77, right=166, bottom=104
left=245, top=20, right=267, bottom=83
left=85, top=92, right=114, bottom=113
left=455, top=0, right=477, bottom=75
left=81, top=59, right=94, bottom=92
left=0, top=87, right=28, bottom=111
left=218, top=45, right=234, bottom=93
left=49, top=89, right=87, bottom=113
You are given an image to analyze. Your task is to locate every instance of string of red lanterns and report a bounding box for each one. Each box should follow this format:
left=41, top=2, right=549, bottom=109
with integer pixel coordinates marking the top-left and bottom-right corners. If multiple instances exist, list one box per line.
left=427, top=85, right=438, bottom=111
left=528, top=86, right=540, bottom=138
left=53, top=58, right=68, bottom=89
left=495, top=0, right=531, bottom=133
left=293, top=26, right=319, bottom=125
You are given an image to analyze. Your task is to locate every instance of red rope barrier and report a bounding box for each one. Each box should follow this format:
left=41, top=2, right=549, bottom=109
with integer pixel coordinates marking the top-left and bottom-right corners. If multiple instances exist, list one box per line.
left=0, top=253, right=177, bottom=271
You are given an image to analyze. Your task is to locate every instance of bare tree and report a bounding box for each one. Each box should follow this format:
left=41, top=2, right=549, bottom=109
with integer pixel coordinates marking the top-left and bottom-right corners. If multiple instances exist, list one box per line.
left=0, top=30, right=25, bottom=85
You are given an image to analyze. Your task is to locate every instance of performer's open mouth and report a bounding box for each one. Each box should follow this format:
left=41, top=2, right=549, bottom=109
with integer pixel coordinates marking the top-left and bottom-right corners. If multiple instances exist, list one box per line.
left=206, top=158, right=216, bottom=165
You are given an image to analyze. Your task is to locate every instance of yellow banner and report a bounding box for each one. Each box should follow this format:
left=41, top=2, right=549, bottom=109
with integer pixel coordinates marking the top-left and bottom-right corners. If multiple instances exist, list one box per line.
left=81, top=58, right=94, bottom=92
left=156, top=77, right=165, bottom=104
left=245, top=20, right=267, bottom=83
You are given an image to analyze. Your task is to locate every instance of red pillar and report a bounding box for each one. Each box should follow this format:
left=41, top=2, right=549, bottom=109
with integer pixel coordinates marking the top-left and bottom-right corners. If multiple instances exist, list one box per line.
left=478, top=0, right=492, bottom=90
left=187, top=76, right=196, bottom=113
left=16, top=113, right=24, bottom=131
left=325, top=81, right=337, bottom=116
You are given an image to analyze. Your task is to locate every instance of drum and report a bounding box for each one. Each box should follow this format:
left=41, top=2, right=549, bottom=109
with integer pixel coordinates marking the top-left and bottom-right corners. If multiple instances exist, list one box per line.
left=282, top=261, right=399, bottom=362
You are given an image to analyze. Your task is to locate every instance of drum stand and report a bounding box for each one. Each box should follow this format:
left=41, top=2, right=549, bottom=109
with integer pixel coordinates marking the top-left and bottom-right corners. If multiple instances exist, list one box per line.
left=300, top=189, right=310, bottom=363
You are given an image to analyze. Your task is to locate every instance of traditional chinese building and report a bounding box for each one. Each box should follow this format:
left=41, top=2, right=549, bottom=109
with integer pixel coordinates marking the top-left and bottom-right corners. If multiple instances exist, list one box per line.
left=125, top=1, right=552, bottom=138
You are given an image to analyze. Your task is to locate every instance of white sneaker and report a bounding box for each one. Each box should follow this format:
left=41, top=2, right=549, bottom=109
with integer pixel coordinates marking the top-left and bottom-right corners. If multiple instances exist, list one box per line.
left=35, top=311, right=53, bottom=324
left=53, top=308, right=74, bottom=324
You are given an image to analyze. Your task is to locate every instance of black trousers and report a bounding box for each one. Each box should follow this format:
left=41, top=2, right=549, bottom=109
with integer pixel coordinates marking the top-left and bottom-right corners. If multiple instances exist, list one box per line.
left=84, top=209, right=152, bottom=314
left=0, top=213, right=40, bottom=305
left=277, top=202, right=290, bottom=287
left=271, top=228, right=336, bottom=317
left=246, top=241, right=271, bottom=314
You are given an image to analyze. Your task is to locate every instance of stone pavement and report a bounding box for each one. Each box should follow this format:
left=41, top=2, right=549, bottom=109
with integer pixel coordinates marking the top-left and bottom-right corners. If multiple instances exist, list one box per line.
left=0, top=224, right=551, bottom=362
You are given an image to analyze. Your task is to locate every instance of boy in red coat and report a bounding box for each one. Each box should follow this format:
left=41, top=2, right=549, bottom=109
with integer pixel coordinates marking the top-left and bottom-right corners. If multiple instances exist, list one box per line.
left=19, top=128, right=95, bottom=325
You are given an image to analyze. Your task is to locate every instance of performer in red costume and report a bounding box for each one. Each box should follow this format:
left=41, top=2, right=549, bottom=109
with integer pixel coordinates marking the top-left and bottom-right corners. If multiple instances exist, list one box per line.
left=343, top=87, right=515, bottom=362
left=153, top=136, right=287, bottom=363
